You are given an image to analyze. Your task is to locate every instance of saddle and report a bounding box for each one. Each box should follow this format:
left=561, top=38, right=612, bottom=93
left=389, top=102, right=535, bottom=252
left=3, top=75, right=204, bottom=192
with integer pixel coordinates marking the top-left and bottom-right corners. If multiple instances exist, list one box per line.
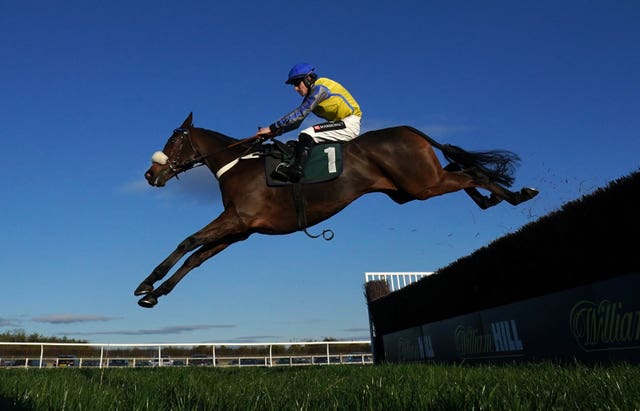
left=262, top=140, right=344, bottom=186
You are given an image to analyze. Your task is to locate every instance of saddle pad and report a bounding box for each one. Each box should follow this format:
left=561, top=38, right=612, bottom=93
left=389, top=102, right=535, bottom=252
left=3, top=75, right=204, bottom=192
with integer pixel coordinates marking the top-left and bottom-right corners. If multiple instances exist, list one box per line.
left=265, top=143, right=343, bottom=186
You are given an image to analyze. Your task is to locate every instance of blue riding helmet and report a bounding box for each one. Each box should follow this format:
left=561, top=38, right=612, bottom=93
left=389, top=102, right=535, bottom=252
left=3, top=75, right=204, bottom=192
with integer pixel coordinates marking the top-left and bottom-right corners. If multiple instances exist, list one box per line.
left=285, top=63, right=315, bottom=84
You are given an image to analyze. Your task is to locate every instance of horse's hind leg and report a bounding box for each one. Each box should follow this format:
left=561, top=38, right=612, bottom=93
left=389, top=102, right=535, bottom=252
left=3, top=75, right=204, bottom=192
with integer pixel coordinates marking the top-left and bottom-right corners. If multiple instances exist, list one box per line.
left=462, top=188, right=501, bottom=210
left=442, top=163, right=538, bottom=209
left=442, top=163, right=502, bottom=209
left=463, top=186, right=538, bottom=209
left=485, top=184, right=539, bottom=206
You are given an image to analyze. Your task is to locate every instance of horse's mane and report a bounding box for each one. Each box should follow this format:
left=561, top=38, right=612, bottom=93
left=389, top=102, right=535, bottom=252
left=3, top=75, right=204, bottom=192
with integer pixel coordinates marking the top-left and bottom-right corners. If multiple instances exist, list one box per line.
left=196, top=127, right=238, bottom=144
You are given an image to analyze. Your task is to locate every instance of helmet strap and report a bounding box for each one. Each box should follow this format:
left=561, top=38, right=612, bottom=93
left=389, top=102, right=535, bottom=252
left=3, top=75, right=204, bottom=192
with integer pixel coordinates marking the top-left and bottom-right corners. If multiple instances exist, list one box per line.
left=303, top=74, right=315, bottom=89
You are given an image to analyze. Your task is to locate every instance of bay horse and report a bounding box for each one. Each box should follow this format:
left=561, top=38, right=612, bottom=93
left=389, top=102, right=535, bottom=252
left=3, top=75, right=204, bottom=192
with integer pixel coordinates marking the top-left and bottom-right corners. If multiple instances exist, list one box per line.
left=136, top=112, right=537, bottom=307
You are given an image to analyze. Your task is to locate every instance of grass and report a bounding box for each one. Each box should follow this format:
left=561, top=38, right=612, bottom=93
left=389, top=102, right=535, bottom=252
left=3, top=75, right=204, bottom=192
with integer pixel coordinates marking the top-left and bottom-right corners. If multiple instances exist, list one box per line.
left=1, top=362, right=639, bottom=410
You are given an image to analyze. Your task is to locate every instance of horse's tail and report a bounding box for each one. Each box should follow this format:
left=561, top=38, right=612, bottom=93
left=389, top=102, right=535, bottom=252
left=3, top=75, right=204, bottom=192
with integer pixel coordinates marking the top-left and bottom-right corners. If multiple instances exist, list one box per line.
left=441, top=144, right=519, bottom=187
left=405, top=126, right=520, bottom=187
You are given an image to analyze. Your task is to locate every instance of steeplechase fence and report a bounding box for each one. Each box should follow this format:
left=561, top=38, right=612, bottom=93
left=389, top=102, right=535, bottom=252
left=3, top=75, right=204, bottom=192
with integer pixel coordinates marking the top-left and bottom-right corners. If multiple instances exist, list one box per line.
left=366, top=171, right=640, bottom=364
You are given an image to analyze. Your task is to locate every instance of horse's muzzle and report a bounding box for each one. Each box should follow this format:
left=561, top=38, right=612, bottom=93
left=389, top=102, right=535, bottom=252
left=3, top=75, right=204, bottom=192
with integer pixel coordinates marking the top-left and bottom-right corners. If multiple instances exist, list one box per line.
left=145, top=165, right=168, bottom=187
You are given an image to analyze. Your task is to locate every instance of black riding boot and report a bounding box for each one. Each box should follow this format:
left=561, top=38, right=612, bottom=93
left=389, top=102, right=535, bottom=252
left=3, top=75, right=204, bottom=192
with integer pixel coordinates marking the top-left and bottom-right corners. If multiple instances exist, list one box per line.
left=275, top=134, right=314, bottom=182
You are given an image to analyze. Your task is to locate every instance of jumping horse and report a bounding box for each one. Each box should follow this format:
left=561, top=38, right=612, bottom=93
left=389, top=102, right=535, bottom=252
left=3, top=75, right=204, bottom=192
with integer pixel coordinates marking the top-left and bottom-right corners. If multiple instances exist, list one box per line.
left=136, top=112, right=538, bottom=307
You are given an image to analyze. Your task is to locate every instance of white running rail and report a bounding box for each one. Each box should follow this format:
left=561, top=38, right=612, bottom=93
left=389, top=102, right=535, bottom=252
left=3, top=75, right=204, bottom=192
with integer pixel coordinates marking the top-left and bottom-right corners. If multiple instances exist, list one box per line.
left=365, top=272, right=433, bottom=292
left=0, top=340, right=371, bottom=369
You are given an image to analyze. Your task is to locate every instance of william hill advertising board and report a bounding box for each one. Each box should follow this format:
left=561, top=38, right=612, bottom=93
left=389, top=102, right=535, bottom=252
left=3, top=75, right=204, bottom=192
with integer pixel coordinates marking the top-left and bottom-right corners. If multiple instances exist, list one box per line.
left=383, top=272, right=640, bottom=363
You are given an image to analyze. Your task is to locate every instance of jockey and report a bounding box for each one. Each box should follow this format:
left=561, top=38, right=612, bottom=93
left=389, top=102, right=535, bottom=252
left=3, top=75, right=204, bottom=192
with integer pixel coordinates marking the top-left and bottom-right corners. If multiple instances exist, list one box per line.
left=258, top=63, right=362, bottom=182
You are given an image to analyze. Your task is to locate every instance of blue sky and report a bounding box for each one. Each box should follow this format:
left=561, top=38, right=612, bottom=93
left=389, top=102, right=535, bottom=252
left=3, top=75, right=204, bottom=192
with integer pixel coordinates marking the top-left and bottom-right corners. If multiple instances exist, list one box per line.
left=1, top=1, right=638, bottom=344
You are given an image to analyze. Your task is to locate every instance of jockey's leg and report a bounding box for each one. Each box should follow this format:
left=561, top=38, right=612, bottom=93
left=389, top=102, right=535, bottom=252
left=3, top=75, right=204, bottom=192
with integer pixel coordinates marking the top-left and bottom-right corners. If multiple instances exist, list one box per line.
left=275, top=133, right=315, bottom=182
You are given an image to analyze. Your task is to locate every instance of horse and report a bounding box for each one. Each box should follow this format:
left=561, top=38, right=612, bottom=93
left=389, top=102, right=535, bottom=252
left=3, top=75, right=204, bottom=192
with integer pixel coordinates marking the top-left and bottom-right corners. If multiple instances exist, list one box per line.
left=136, top=112, right=538, bottom=307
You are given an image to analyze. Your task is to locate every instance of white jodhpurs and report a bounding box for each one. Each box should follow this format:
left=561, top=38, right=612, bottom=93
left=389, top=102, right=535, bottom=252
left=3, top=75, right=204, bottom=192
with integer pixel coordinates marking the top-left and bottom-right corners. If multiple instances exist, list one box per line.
left=301, top=114, right=361, bottom=143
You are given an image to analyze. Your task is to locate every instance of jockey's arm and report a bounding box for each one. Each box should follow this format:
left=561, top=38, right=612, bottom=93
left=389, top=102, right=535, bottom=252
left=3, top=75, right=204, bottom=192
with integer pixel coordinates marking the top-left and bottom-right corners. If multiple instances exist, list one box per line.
left=267, top=85, right=329, bottom=136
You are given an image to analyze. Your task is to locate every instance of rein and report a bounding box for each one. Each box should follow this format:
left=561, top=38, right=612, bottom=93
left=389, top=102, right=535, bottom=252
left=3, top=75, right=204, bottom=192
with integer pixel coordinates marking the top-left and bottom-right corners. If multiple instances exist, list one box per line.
left=169, top=127, right=262, bottom=178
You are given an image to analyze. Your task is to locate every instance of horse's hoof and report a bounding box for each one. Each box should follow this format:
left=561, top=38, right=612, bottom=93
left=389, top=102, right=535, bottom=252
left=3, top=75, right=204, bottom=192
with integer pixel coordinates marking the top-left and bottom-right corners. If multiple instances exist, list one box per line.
left=134, top=283, right=154, bottom=296
left=138, top=294, right=158, bottom=308
left=521, top=187, right=539, bottom=200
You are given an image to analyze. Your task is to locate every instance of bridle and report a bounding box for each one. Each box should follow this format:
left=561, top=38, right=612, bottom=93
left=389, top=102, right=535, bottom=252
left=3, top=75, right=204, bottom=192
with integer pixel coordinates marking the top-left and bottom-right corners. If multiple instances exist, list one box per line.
left=164, top=127, right=210, bottom=179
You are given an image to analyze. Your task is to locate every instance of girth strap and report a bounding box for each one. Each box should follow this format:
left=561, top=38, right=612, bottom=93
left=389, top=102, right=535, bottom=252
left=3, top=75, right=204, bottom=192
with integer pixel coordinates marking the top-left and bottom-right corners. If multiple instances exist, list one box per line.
left=292, top=183, right=308, bottom=231
left=291, top=183, right=335, bottom=240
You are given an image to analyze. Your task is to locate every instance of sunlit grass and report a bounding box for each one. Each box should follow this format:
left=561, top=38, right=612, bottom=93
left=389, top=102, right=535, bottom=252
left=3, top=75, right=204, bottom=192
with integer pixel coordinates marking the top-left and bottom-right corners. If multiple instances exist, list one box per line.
left=1, top=363, right=639, bottom=410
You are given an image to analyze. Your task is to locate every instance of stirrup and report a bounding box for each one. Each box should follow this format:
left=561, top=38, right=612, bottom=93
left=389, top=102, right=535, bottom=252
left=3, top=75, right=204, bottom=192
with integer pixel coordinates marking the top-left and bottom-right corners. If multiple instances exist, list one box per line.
left=271, top=162, right=290, bottom=182
left=282, top=164, right=303, bottom=182
left=275, top=162, right=303, bottom=182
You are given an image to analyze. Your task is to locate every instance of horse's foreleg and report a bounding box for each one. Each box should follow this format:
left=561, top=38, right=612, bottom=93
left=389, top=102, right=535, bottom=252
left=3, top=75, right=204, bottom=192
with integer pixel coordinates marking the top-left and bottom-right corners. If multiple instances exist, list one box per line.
left=136, top=211, right=251, bottom=308
left=133, top=236, right=204, bottom=296
left=137, top=240, right=241, bottom=308
left=134, top=209, right=243, bottom=297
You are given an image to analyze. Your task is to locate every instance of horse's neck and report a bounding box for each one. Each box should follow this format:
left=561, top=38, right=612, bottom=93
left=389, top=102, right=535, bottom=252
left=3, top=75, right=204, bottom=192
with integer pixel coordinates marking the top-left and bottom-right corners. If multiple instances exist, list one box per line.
left=195, top=128, right=237, bottom=145
left=193, top=128, right=250, bottom=171
left=193, top=128, right=239, bottom=153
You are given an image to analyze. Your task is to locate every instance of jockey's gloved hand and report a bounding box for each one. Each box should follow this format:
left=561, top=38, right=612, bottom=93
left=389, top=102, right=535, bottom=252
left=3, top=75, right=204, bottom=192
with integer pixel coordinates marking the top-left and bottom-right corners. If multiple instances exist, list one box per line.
left=256, top=126, right=278, bottom=142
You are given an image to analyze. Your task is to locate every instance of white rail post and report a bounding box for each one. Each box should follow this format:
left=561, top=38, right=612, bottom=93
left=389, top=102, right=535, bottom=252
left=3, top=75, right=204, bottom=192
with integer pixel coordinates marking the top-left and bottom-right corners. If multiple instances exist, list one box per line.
left=326, top=343, right=330, bottom=364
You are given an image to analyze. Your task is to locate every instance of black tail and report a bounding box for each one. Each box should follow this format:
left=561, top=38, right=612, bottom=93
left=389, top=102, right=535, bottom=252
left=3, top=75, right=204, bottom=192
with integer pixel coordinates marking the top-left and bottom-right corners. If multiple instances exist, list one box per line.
left=441, top=144, right=519, bottom=187
left=405, top=126, right=520, bottom=187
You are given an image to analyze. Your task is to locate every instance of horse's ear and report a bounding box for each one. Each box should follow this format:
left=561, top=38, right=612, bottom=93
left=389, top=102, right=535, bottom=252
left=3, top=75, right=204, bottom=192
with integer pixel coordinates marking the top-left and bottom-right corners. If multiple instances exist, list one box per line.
left=181, top=112, right=193, bottom=128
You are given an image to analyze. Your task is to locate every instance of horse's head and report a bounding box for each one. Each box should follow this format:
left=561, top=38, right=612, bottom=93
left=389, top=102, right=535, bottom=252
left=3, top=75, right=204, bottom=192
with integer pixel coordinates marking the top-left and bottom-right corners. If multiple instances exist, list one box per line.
left=145, top=112, right=203, bottom=187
